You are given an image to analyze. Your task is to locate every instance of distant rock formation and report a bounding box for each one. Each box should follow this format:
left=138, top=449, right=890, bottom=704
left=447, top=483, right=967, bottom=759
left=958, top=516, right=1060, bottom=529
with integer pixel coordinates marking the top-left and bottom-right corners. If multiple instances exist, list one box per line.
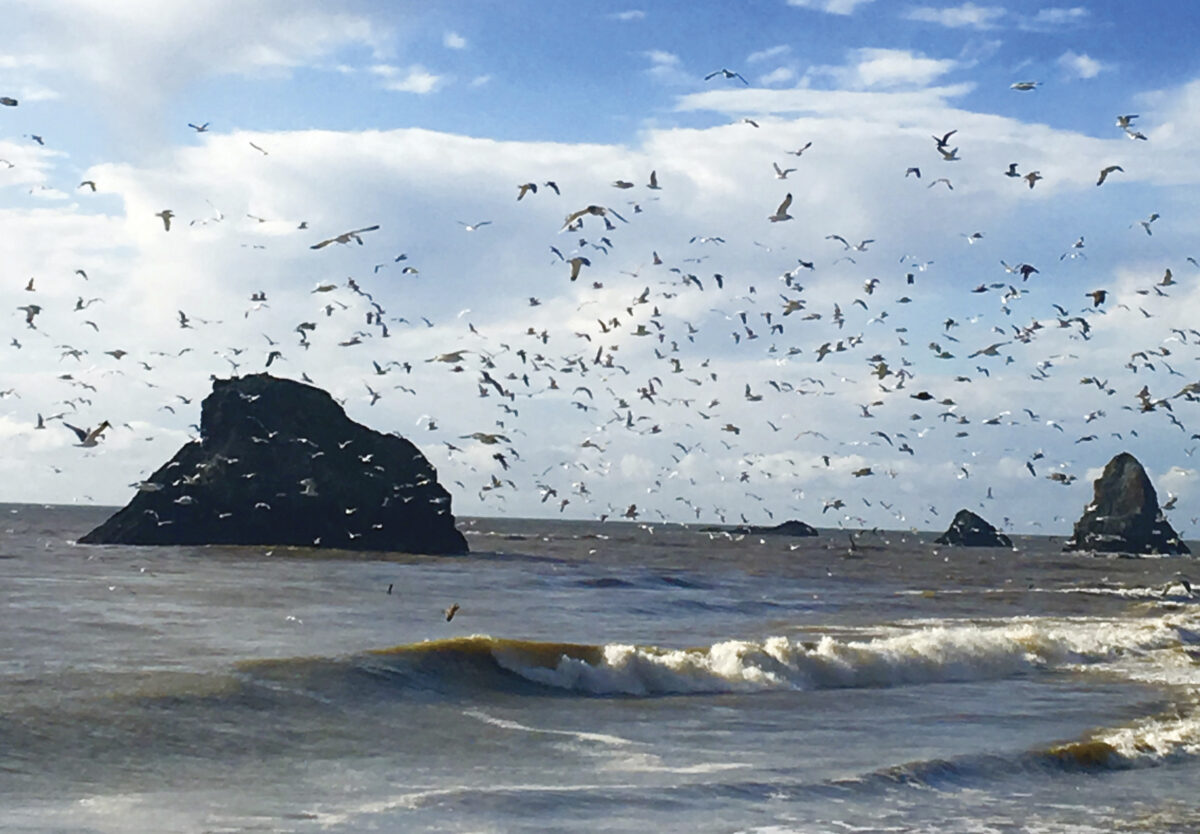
left=934, top=509, right=1012, bottom=547
left=702, top=520, right=818, bottom=536
left=80, top=374, right=468, bottom=554
left=1063, top=452, right=1188, bottom=556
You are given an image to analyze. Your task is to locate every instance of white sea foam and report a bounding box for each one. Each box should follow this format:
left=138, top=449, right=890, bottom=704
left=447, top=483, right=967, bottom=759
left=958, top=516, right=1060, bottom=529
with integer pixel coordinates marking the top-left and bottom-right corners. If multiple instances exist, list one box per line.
left=462, top=707, right=632, bottom=746
left=493, top=613, right=1200, bottom=695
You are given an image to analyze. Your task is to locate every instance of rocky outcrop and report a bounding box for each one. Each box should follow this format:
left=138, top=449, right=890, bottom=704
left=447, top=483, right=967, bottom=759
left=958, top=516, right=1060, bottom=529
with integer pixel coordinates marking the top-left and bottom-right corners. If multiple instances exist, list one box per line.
left=80, top=374, right=468, bottom=553
left=934, top=509, right=1012, bottom=547
left=1063, top=452, right=1188, bottom=556
left=702, top=520, right=818, bottom=536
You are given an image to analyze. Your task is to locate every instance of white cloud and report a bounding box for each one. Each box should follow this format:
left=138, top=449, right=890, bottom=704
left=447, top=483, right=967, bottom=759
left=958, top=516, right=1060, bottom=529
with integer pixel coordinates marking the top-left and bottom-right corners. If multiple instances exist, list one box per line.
left=1023, top=6, right=1089, bottom=27
left=371, top=64, right=446, bottom=94
left=905, top=3, right=1007, bottom=29
left=758, top=67, right=798, bottom=86
left=809, top=48, right=960, bottom=90
left=609, top=10, right=645, bottom=21
left=644, top=50, right=690, bottom=85
left=748, top=45, right=791, bottom=64
left=443, top=31, right=467, bottom=50
left=786, top=0, right=876, bottom=14
left=469, top=74, right=492, bottom=88
left=1057, top=50, right=1107, bottom=80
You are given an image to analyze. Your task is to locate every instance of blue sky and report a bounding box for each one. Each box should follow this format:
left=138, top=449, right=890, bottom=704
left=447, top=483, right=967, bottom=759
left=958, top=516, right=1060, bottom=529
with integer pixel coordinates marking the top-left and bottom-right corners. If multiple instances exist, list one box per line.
left=2, top=1, right=1199, bottom=535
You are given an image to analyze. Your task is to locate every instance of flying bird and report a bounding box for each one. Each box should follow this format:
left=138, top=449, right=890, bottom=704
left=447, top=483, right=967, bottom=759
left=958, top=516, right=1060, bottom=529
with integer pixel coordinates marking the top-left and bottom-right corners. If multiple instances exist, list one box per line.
left=1023, top=171, right=1042, bottom=189
left=309, top=225, right=381, bottom=249
left=0, top=97, right=17, bottom=106
left=1004, top=163, right=1020, bottom=178
left=457, top=220, right=493, bottom=231
left=567, top=256, right=591, bottom=281
left=768, top=193, right=793, bottom=223
left=1010, top=81, right=1040, bottom=91
left=1096, top=165, right=1124, bottom=186
left=187, top=122, right=210, bottom=132
left=155, top=210, right=174, bottom=231
left=64, top=421, right=110, bottom=448
left=705, top=68, right=748, bottom=84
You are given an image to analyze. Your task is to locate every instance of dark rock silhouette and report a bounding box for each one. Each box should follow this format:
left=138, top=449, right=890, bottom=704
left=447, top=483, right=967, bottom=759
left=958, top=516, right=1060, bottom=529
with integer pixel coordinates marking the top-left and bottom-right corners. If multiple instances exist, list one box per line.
left=80, top=374, right=468, bottom=553
left=1063, top=452, right=1188, bottom=556
left=934, top=509, right=1012, bottom=547
left=701, top=520, right=818, bottom=536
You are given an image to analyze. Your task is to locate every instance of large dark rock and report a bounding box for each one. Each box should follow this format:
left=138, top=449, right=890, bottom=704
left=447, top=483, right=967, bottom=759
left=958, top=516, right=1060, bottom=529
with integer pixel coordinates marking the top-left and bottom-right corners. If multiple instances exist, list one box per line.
left=700, top=519, right=818, bottom=537
left=80, top=374, right=468, bottom=553
left=1063, top=452, right=1188, bottom=556
left=934, top=509, right=1012, bottom=547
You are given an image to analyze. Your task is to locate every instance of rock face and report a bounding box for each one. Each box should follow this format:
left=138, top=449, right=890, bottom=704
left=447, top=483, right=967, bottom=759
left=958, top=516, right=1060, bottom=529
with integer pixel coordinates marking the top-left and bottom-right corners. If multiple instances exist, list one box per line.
left=934, top=509, right=1012, bottom=547
left=80, top=374, right=468, bottom=554
left=700, top=519, right=818, bottom=536
left=1063, top=452, right=1188, bottom=555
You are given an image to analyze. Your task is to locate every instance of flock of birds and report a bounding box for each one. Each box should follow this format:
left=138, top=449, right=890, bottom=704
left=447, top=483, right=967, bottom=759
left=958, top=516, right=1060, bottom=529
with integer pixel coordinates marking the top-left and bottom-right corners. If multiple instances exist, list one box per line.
left=0, top=75, right=1196, bottom=537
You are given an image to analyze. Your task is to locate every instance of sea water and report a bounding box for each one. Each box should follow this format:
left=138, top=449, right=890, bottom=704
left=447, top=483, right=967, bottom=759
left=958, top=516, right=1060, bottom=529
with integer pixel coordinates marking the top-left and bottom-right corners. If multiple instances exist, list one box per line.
left=3, top=504, right=1199, bottom=833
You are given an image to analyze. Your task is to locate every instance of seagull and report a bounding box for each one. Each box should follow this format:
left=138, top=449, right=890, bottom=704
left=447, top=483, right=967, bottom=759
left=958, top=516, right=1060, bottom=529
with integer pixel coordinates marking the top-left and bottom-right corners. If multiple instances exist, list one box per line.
left=705, top=68, right=748, bottom=84
left=827, top=235, right=873, bottom=251
left=516, top=182, right=537, bottom=200
left=65, top=421, right=111, bottom=448
left=561, top=204, right=626, bottom=231
left=1115, top=114, right=1139, bottom=129
left=1133, top=213, right=1159, bottom=235
left=309, top=225, right=381, bottom=249
left=567, top=256, right=591, bottom=281
left=457, top=220, right=493, bottom=231
left=78, top=180, right=97, bottom=191
left=443, top=603, right=460, bottom=621
left=787, top=142, right=812, bottom=156
left=647, top=170, right=661, bottom=189
left=187, top=122, right=209, bottom=132
left=1023, top=171, right=1042, bottom=189
left=932, top=129, right=957, bottom=150
left=772, top=162, right=796, bottom=179
left=1096, top=165, right=1124, bottom=186
left=0, top=97, right=17, bottom=107
left=155, top=210, right=174, bottom=231
left=1004, top=163, right=1020, bottom=178
left=1010, top=81, right=1040, bottom=91
left=768, top=193, right=793, bottom=223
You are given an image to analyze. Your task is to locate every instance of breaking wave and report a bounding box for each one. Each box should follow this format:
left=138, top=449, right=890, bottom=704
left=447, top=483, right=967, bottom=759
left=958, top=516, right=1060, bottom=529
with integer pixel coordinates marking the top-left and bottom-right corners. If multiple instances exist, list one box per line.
left=228, top=611, right=1200, bottom=699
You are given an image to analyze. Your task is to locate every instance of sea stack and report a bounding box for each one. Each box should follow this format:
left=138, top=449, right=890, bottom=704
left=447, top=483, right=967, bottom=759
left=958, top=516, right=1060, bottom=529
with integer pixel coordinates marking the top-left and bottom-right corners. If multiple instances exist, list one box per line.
left=80, top=374, right=468, bottom=554
left=934, top=509, right=1012, bottom=547
left=1063, top=452, right=1188, bottom=556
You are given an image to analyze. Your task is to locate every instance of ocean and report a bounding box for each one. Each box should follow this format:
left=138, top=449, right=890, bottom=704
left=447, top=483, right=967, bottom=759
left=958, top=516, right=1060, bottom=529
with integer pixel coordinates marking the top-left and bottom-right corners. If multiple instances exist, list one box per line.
left=3, top=503, right=1200, bottom=834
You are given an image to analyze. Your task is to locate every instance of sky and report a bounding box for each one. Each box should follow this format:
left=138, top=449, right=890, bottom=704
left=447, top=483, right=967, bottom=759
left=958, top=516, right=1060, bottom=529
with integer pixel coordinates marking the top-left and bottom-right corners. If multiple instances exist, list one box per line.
left=2, top=0, right=1199, bottom=535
